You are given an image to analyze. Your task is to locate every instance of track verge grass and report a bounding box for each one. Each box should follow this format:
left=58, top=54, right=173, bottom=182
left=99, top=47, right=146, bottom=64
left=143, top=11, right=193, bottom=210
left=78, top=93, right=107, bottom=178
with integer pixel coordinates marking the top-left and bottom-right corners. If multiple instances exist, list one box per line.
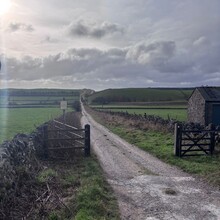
left=85, top=106, right=220, bottom=189
left=0, top=110, right=120, bottom=219
left=40, top=156, right=120, bottom=220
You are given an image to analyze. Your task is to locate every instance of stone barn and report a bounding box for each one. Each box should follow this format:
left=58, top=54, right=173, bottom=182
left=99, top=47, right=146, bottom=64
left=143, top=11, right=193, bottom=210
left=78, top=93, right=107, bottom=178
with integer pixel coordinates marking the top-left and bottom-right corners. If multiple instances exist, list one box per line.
left=188, top=87, right=220, bottom=125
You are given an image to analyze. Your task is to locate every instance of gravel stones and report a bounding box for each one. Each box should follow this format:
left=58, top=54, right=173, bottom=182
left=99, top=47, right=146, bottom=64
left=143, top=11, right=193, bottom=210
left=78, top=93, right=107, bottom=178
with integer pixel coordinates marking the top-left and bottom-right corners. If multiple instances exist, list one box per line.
left=81, top=104, right=220, bottom=220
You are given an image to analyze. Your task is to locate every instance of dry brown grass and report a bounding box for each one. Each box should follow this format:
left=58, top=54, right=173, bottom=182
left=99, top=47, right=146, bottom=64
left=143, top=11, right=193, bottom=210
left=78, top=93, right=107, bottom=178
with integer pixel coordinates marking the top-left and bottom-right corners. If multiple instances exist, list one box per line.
left=85, top=105, right=171, bottom=133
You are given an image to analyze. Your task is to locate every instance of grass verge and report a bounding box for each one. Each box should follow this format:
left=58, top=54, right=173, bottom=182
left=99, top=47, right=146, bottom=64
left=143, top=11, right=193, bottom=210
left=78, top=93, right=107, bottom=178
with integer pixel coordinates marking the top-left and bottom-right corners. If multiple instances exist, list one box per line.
left=99, top=108, right=187, bottom=121
left=38, top=155, right=120, bottom=220
left=86, top=106, right=220, bottom=189
left=91, top=103, right=187, bottom=121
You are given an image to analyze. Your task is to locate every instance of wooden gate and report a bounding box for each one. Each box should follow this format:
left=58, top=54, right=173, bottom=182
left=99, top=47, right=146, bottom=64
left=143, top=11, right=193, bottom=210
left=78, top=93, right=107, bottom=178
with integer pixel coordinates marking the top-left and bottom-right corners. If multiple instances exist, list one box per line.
left=43, top=120, right=90, bottom=158
left=174, top=123, right=216, bottom=157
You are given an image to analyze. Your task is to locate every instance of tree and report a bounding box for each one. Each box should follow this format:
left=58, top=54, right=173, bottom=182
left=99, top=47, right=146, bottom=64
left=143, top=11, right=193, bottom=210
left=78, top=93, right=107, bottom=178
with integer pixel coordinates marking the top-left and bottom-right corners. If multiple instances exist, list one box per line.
left=72, top=100, right=81, bottom=112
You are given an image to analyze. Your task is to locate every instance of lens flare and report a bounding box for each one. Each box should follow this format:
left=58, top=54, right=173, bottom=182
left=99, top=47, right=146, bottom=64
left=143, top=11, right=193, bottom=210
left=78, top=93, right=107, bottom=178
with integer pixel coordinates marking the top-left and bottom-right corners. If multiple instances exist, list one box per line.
left=0, top=0, right=12, bottom=15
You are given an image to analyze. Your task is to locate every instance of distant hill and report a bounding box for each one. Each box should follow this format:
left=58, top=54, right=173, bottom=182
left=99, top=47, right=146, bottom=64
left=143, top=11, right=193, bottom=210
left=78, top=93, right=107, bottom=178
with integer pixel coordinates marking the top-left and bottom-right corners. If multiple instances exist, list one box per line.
left=88, top=88, right=194, bottom=104
left=0, top=88, right=80, bottom=97
left=0, top=88, right=81, bottom=108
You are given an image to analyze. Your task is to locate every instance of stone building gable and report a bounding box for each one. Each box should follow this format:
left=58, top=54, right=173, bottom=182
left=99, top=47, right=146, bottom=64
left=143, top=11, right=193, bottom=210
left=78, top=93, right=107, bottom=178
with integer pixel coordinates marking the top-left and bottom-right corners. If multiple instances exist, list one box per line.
left=188, top=87, right=220, bottom=125
left=187, top=88, right=206, bottom=125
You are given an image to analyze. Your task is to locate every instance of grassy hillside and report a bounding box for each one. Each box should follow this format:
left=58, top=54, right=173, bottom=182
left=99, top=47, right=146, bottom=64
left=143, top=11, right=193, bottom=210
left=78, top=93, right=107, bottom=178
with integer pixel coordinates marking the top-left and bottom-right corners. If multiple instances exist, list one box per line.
left=0, top=88, right=81, bottom=108
left=0, top=88, right=80, bottom=97
left=88, top=88, right=193, bottom=104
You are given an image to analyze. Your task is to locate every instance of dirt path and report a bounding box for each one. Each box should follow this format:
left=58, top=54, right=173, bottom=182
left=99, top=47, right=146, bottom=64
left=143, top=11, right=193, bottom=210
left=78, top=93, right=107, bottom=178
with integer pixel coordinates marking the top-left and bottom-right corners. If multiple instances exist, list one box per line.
left=81, top=105, right=220, bottom=220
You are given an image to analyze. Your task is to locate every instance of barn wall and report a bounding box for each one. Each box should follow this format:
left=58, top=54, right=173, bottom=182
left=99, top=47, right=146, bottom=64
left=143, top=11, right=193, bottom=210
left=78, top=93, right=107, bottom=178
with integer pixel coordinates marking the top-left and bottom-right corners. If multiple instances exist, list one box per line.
left=187, top=89, right=206, bottom=125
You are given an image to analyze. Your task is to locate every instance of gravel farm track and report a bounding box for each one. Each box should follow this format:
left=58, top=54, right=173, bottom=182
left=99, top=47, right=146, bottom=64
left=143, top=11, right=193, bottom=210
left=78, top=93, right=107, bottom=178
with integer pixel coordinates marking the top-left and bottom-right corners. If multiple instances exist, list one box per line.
left=81, top=104, right=220, bottom=220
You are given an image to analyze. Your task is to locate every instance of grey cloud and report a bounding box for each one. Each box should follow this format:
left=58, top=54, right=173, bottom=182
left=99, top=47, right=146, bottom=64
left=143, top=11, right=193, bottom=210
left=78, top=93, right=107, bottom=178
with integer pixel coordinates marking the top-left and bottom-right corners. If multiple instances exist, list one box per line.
left=193, top=45, right=220, bottom=74
left=5, top=47, right=128, bottom=82
left=126, top=41, right=176, bottom=67
left=8, top=22, right=34, bottom=32
left=68, top=20, right=124, bottom=39
left=193, top=36, right=208, bottom=47
left=42, top=36, right=59, bottom=43
left=3, top=38, right=220, bottom=89
left=3, top=0, right=220, bottom=90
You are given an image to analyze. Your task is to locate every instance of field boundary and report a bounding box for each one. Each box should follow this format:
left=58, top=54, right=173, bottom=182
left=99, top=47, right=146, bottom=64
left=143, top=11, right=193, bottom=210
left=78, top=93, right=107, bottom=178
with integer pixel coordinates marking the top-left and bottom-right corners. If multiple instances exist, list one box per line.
left=44, top=120, right=90, bottom=158
left=93, top=106, right=186, bottom=110
left=174, top=123, right=218, bottom=157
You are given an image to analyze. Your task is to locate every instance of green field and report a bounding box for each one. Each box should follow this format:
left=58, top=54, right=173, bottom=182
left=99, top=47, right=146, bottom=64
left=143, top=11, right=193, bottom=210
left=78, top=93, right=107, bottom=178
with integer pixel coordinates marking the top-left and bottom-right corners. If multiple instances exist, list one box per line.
left=88, top=88, right=191, bottom=121
left=0, top=88, right=80, bottom=96
left=100, top=108, right=187, bottom=121
left=6, top=96, right=79, bottom=101
left=0, top=97, right=78, bottom=107
left=0, top=108, right=67, bottom=143
left=91, top=104, right=187, bottom=109
left=88, top=88, right=193, bottom=104
left=0, top=88, right=80, bottom=108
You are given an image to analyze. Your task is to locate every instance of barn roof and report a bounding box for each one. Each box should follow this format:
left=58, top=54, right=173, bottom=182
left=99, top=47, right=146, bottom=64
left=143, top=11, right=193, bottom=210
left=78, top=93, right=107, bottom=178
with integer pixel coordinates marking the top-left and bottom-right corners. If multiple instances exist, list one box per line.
left=197, top=87, right=220, bottom=102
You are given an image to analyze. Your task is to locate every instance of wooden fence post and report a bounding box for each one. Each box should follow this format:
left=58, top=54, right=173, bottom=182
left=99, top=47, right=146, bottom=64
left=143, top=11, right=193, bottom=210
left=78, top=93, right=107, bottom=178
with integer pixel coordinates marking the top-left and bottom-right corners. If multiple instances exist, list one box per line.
left=84, top=124, right=90, bottom=157
left=43, top=125, right=49, bottom=159
left=174, top=123, right=182, bottom=157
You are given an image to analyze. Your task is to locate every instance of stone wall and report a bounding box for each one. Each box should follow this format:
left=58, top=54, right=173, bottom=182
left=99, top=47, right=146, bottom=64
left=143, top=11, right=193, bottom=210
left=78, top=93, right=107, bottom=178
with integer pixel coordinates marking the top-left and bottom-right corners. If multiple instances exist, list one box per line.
left=0, top=112, right=81, bottom=219
left=187, top=89, right=206, bottom=125
left=0, top=124, right=46, bottom=204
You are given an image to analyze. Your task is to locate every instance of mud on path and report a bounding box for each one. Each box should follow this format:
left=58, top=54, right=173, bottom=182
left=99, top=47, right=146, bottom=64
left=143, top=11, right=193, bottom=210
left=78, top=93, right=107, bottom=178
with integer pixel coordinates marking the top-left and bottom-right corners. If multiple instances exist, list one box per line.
left=81, top=105, right=220, bottom=220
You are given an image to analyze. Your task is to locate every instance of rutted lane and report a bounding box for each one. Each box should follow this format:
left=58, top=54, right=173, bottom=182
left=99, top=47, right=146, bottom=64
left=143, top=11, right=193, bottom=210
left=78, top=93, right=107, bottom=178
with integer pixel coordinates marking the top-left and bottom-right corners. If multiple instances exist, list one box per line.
left=81, top=104, right=220, bottom=220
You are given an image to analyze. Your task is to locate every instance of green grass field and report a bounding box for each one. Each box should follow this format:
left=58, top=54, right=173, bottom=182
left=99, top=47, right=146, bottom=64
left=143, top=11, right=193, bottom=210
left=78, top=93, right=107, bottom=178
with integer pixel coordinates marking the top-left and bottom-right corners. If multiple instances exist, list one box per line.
left=91, top=104, right=187, bottom=109
left=6, top=96, right=79, bottom=101
left=0, top=88, right=80, bottom=108
left=0, top=108, right=67, bottom=144
left=88, top=88, right=193, bottom=104
left=0, top=96, right=79, bottom=107
left=98, top=108, right=187, bottom=121
left=88, top=88, right=191, bottom=121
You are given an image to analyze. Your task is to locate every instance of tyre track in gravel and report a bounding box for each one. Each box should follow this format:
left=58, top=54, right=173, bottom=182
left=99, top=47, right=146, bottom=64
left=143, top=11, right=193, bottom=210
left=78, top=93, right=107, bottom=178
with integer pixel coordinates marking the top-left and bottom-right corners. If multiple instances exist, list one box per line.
left=81, top=104, right=220, bottom=220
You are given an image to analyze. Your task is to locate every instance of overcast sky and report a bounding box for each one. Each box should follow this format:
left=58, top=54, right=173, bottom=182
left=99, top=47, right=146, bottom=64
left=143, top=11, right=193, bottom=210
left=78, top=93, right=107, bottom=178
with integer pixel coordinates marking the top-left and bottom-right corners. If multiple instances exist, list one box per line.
left=0, top=0, right=220, bottom=90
